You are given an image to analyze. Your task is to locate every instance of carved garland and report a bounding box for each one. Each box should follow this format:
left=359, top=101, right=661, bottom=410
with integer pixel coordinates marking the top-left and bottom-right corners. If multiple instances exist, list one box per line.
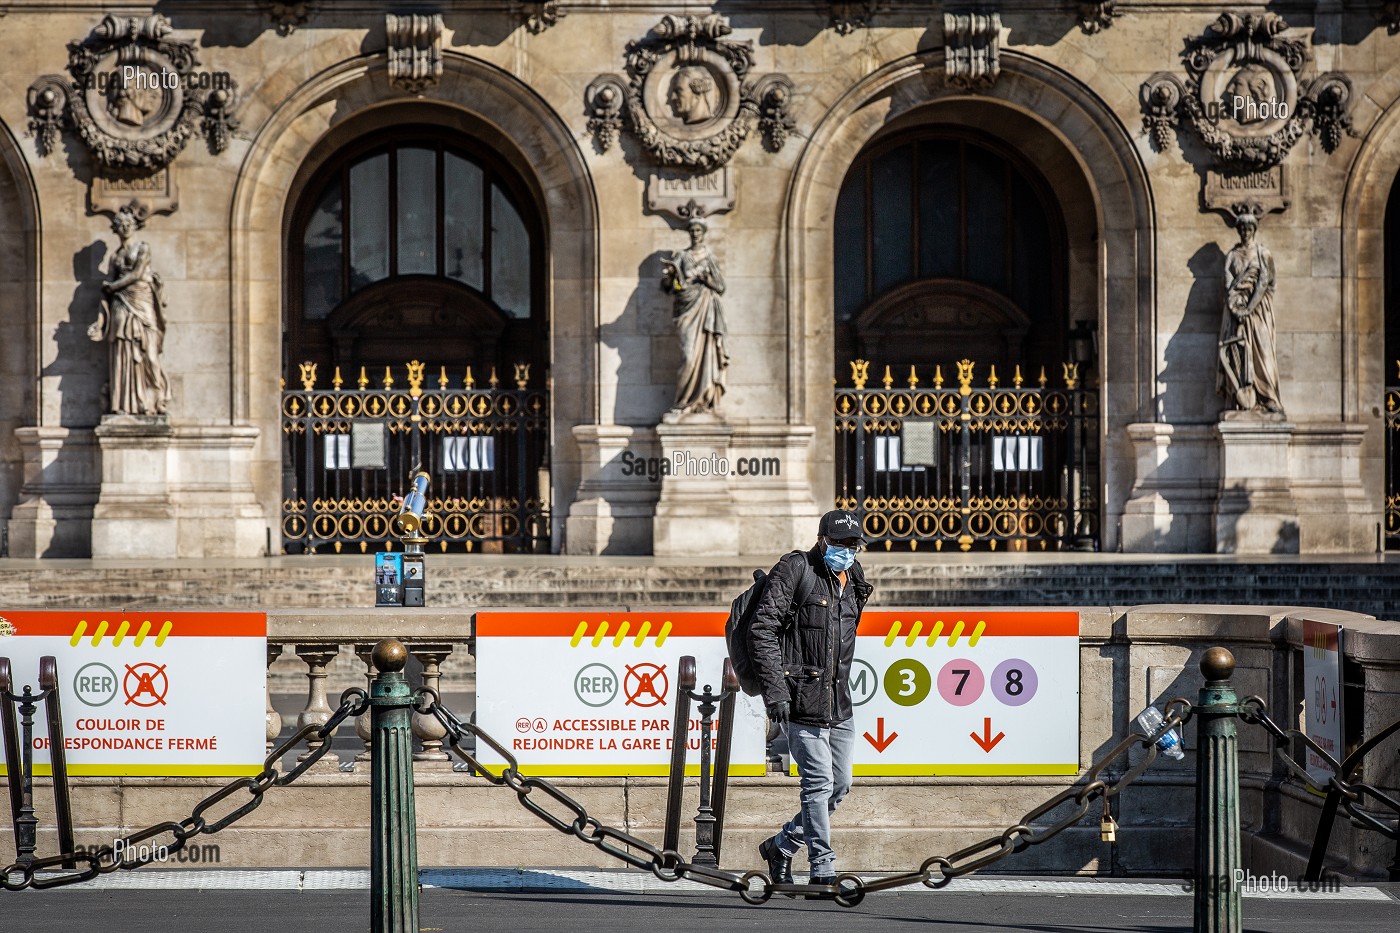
left=587, top=14, right=794, bottom=171
left=1141, top=13, right=1353, bottom=169
left=27, top=14, right=238, bottom=173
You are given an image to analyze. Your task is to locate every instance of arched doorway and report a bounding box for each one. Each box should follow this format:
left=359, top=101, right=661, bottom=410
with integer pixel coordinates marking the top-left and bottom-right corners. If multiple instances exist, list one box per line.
left=831, top=122, right=1096, bottom=551
left=281, top=125, right=549, bottom=554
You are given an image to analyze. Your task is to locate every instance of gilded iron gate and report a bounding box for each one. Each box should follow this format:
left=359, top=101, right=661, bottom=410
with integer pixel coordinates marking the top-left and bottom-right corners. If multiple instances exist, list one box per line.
left=281, top=360, right=549, bottom=553
left=835, top=359, right=1098, bottom=551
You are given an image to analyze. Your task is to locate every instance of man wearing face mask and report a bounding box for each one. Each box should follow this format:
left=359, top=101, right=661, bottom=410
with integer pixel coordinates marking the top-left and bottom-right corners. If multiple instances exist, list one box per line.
left=749, top=509, right=873, bottom=888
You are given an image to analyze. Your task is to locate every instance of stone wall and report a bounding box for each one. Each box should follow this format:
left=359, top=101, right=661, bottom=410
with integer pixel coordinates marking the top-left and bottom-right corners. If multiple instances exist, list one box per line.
left=0, top=4, right=1398, bottom=556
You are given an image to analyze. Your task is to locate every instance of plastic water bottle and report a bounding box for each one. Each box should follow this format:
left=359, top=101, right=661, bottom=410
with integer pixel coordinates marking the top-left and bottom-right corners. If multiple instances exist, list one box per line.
left=1135, top=705, right=1185, bottom=760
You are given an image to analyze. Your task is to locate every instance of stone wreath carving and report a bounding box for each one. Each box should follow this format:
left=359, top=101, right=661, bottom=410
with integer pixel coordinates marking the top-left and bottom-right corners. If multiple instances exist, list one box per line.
left=586, top=14, right=795, bottom=170
left=26, top=14, right=238, bottom=173
left=1140, top=13, right=1353, bottom=169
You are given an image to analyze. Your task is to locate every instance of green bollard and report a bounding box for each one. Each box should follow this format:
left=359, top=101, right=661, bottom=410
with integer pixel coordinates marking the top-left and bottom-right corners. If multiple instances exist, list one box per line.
left=370, top=639, right=419, bottom=933
left=1194, top=647, right=1241, bottom=933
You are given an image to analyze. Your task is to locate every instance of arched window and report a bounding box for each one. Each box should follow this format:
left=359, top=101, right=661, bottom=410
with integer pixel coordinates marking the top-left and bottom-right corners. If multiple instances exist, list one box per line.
left=287, top=129, right=543, bottom=379
left=833, top=130, right=1067, bottom=376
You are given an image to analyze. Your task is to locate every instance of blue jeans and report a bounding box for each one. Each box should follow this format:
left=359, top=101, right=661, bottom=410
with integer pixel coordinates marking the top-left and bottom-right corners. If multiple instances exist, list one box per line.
left=772, top=719, right=855, bottom=876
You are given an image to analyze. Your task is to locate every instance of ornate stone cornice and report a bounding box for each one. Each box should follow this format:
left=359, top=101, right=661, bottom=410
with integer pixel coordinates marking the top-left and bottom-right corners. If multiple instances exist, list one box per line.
left=386, top=13, right=443, bottom=94
left=830, top=1, right=879, bottom=35
left=1077, top=1, right=1118, bottom=35
left=586, top=14, right=795, bottom=171
left=1140, top=13, right=1355, bottom=170
left=944, top=12, right=1001, bottom=92
left=26, top=14, right=239, bottom=174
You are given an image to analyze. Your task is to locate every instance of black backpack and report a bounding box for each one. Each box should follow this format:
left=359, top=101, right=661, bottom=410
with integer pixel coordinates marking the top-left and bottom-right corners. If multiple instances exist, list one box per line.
left=725, top=551, right=817, bottom=697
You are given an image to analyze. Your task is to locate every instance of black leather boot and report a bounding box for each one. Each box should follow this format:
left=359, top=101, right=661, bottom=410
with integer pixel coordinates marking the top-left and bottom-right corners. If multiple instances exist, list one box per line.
left=759, top=836, right=793, bottom=885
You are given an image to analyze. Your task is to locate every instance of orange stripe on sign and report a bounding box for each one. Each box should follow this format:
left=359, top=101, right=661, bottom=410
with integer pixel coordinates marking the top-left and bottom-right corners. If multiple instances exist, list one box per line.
left=0, top=611, right=267, bottom=638
left=857, top=611, right=1078, bottom=638
left=476, top=612, right=728, bottom=638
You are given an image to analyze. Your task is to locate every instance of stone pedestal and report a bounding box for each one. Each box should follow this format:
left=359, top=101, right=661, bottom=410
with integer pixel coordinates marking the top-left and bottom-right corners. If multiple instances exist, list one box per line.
left=565, top=424, right=661, bottom=555
left=90, top=414, right=178, bottom=558
left=728, top=423, right=822, bottom=554
left=6, top=427, right=99, bottom=558
left=1214, top=417, right=1298, bottom=555
left=652, top=417, right=737, bottom=557
left=1122, top=423, right=1218, bottom=552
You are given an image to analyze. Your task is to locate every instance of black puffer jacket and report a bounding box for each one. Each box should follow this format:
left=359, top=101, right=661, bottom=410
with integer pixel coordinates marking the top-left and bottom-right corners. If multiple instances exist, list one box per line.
left=747, top=546, right=873, bottom=725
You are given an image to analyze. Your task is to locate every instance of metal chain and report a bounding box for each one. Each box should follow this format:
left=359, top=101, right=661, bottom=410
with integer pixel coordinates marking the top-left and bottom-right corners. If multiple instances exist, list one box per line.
left=426, top=696, right=1193, bottom=908
left=1236, top=696, right=1400, bottom=840
left=0, top=689, right=369, bottom=893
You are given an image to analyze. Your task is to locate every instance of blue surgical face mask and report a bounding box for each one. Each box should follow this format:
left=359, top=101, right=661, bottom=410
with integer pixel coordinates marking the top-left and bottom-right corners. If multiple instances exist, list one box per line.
left=823, top=545, right=856, bottom=573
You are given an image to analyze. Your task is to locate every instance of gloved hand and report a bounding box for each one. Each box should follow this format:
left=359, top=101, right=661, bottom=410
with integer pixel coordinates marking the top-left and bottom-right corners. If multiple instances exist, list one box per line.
left=766, top=701, right=790, bottom=724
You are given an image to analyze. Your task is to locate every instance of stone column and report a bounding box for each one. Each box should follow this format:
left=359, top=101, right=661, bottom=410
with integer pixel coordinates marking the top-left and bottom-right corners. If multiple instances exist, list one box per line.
left=652, top=417, right=738, bottom=556
left=90, top=414, right=177, bottom=558
left=1214, top=418, right=1297, bottom=554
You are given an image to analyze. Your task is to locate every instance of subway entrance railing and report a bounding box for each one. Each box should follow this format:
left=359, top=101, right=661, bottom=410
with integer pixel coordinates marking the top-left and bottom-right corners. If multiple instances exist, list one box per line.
left=4, top=643, right=1396, bottom=933
left=835, top=359, right=1099, bottom=552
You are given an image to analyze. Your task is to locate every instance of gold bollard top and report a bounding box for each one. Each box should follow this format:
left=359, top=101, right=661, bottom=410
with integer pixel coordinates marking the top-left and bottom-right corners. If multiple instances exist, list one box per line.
left=1200, top=646, right=1235, bottom=682
left=372, top=638, right=408, bottom=673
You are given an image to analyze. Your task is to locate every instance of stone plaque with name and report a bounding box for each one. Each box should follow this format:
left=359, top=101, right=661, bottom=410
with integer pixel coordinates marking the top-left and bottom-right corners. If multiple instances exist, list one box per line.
left=646, top=168, right=735, bottom=221
left=89, top=168, right=179, bottom=216
left=1204, top=166, right=1288, bottom=215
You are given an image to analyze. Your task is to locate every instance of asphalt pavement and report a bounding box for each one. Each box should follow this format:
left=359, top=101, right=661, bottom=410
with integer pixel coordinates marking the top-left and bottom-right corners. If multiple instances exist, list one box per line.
left=2, top=872, right=1395, bottom=933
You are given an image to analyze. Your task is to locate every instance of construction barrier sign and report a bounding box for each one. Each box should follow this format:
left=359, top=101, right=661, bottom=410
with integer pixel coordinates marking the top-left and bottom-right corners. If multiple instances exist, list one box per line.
left=842, top=610, right=1080, bottom=776
left=0, top=611, right=266, bottom=776
left=475, top=611, right=767, bottom=776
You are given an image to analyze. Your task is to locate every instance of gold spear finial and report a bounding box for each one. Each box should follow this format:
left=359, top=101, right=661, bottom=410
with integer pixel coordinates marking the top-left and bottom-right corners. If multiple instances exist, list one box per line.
left=382, top=366, right=394, bottom=390
left=988, top=364, right=999, bottom=389
left=358, top=366, right=369, bottom=390
left=907, top=365, right=919, bottom=389
left=332, top=366, right=343, bottom=391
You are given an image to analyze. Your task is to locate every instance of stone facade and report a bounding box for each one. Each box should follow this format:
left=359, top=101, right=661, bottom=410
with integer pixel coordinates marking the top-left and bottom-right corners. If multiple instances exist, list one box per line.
left=1, top=2, right=1399, bottom=557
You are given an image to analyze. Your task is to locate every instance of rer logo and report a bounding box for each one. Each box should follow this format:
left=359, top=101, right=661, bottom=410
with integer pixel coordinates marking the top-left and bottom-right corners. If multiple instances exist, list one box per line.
left=574, top=663, right=618, bottom=708
left=74, top=662, right=120, bottom=707
left=123, top=662, right=169, bottom=708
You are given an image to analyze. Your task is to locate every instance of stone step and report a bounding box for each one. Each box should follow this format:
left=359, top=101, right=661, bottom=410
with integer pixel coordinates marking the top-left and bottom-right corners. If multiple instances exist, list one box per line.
left=0, top=558, right=1395, bottom=618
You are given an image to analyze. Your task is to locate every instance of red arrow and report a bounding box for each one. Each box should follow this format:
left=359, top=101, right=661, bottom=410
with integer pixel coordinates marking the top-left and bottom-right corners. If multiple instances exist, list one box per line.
left=970, top=717, right=1006, bottom=753
left=863, top=717, right=898, bottom=752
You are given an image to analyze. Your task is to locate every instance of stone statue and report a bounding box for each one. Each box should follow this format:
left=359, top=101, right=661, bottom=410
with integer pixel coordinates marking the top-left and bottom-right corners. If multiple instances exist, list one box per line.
left=88, top=204, right=171, bottom=415
left=1217, top=210, right=1284, bottom=418
left=667, top=66, right=719, bottom=125
left=660, top=217, right=729, bottom=418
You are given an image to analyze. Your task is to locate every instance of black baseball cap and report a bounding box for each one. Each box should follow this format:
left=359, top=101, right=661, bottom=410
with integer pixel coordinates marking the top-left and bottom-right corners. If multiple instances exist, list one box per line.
left=818, top=509, right=866, bottom=545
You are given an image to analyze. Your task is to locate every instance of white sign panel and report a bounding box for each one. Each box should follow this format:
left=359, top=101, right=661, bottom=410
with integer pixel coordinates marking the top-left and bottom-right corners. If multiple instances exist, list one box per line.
left=476, top=611, right=766, bottom=776
left=0, top=611, right=266, bottom=776
left=845, top=611, right=1079, bottom=775
left=1301, top=617, right=1344, bottom=784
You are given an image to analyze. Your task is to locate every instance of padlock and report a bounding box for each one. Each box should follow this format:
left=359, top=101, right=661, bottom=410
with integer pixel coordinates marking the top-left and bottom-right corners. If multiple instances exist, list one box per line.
left=1100, top=797, right=1117, bottom=842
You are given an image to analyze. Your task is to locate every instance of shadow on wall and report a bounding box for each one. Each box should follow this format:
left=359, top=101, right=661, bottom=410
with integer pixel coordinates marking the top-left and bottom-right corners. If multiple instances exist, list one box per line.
left=599, top=253, right=676, bottom=428
left=1216, top=482, right=1299, bottom=554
